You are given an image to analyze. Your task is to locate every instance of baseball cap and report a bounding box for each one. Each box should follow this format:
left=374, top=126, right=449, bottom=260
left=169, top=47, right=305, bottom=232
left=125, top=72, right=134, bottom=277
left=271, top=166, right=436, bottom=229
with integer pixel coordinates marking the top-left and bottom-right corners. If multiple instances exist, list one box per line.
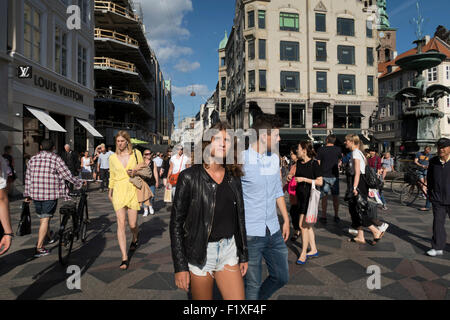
left=436, top=138, right=450, bottom=148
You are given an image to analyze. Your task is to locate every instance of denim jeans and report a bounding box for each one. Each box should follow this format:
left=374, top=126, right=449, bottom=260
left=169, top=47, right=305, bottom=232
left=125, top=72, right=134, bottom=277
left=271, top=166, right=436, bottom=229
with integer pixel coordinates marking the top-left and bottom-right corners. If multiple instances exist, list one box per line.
left=149, top=185, right=156, bottom=206
left=245, top=229, right=289, bottom=300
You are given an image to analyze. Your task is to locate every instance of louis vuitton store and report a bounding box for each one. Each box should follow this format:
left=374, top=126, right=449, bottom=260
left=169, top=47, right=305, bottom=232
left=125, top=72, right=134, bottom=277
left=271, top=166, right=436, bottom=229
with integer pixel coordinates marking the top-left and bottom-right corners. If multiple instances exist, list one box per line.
left=1, top=0, right=99, bottom=193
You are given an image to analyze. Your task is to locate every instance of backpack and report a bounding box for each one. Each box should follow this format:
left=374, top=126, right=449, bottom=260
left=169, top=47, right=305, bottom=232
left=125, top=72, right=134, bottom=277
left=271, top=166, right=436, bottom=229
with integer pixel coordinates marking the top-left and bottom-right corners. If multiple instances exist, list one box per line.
left=355, top=150, right=382, bottom=190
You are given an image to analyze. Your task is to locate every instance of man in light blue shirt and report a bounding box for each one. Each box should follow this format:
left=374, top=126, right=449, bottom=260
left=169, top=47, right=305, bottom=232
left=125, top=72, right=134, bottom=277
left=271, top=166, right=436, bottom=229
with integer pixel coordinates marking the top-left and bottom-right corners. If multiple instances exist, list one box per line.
left=241, top=113, right=290, bottom=300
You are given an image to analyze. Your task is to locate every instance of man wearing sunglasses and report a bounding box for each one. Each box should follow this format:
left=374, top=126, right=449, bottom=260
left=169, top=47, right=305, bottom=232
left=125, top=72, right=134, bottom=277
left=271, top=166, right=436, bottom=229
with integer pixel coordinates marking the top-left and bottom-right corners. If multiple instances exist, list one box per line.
left=426, top=138, right=450, bottom=257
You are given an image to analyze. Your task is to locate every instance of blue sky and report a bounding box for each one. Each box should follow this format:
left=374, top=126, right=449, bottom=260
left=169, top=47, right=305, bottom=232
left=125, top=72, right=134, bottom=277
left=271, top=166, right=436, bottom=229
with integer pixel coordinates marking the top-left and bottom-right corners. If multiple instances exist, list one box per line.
left=141, top=0, right=449, bottom=128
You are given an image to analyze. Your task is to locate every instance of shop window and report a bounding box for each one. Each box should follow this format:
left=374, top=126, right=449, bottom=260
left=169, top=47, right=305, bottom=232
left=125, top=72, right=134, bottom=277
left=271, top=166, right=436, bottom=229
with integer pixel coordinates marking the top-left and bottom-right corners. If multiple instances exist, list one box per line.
left=313, top=105, right=327, bottom=128
left=275, top=104, right=290, bottom=128
left=292, top=104, right=305, bottom=128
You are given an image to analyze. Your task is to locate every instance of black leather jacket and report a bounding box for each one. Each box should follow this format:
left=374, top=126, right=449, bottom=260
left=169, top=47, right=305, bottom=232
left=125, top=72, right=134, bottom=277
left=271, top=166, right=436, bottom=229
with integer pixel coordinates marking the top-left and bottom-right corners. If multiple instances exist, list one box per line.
left=170, top=164, right=248, bottom=273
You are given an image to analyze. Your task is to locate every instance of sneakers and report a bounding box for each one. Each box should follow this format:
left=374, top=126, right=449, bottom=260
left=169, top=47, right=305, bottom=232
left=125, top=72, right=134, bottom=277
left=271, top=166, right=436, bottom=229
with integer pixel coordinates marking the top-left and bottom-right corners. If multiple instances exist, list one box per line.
left=34, top=247, right=50, bottom=258
left=378, top=223, right=389, bottom=233
left=149, top=207, right=155, bottom=215
left=143, top=208, right=149, bottom=217
left=46, top=231, right=57, bottom=244
left=348, top=228, right=358, bottom=236
left=426, top=249, right=443, bottom=257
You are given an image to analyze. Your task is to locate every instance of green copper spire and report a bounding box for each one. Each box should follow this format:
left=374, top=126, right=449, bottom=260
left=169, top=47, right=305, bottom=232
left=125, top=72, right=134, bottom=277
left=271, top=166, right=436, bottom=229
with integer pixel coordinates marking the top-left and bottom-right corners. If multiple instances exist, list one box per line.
left=219, top=30, right=228, bottom=50
left=377, top=0, right=390, bottom=30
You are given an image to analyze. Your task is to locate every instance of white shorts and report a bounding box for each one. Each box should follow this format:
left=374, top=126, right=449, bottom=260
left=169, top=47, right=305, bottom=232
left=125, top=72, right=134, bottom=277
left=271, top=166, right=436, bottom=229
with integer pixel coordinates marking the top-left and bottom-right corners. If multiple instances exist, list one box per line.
left=188, top=236, right=239, bottom=277
left=0, top=176, right=7, bottom=190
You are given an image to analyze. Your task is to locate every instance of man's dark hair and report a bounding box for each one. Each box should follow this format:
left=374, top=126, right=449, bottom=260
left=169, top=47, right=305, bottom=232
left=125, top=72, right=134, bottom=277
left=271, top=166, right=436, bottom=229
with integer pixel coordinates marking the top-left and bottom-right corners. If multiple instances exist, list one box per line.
left=325, top=135, right=336, bottom=145
left=40, top=139, right=55, bottom=152
left=251, top=113, right=283, bottom=138
left=290, top=145, right=298, bottom=154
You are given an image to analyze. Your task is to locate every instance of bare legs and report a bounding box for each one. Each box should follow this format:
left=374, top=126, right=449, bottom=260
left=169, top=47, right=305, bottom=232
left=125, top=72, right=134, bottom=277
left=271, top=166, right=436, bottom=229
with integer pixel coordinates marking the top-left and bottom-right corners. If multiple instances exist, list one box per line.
left=190, top=264, right=245, bottom=300
left=115, top=207, right=139, bottom=268
left=37, top=217, right=51, bottom=249
left=321, top=195, right=340, bottom=219
left=298, top=214, right=318, bottom=262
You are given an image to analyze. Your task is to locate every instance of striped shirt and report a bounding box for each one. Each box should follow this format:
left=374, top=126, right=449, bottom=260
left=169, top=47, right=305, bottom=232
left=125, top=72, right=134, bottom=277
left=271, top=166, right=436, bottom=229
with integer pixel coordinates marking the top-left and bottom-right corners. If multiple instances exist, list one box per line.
left=24, top=151, right=83, bottom=201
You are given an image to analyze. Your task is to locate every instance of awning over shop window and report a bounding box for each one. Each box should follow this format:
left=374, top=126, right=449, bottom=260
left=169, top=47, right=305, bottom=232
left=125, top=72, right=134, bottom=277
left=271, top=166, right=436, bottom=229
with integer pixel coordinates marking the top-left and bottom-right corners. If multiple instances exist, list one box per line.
left=347, top=111, right=365, bottom=117
left=76, top=119, right=103, bottom=138
left=0, top=122, right=21, bottom=132
left=26, top=106, right=66, bottom=132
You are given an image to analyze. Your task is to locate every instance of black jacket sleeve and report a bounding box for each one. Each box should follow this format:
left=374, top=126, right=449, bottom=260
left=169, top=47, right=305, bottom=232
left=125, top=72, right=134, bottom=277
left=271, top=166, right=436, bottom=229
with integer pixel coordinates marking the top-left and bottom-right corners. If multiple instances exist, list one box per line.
left=169, top=170, right=191, bottom=273
left=236, top=177, right=248, bottom=263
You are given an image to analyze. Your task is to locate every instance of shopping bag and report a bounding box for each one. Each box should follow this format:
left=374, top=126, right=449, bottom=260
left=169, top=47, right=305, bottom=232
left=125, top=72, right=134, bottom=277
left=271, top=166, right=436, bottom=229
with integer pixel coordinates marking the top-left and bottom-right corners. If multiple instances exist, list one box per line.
left=17, top=201, right=31, bottom=236
left=164, top=186, right=172, bottom=203
left=287, top=177, right=297, bottom=196
left=368, top=188, right=383, bottom=205
left=305, top=181, right=321, bottom=224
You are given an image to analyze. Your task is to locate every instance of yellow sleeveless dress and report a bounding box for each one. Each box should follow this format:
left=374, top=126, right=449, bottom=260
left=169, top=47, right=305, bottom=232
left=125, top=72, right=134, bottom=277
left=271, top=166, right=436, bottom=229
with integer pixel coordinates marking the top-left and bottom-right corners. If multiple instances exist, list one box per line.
left=108, top=149, right=143, bottom=211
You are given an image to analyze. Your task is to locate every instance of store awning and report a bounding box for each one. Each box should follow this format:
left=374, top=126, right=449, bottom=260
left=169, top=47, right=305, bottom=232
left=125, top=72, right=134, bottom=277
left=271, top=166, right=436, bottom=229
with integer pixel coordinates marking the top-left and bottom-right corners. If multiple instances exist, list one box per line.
left=0, top=122, right=21, bottom=132
left=76, top=119, right=103, bottom=138
left=347, top=111, right=365, bottom=118
left=26, top=106, right=66, bottom=132
left=131, top=138, right=149, bottom=145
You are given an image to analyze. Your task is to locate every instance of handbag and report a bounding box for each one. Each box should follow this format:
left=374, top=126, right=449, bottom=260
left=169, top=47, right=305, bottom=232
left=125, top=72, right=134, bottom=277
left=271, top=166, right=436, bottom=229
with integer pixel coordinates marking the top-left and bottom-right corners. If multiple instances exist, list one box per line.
left=288, top=177, right=297, bottom=196
left=305, top=181, right=321, bottom=224
left=164, top=186, right=172, bottom=203
left=17, top=202, right=31, bottom=236
left=169, top=155, right=184, bottom=186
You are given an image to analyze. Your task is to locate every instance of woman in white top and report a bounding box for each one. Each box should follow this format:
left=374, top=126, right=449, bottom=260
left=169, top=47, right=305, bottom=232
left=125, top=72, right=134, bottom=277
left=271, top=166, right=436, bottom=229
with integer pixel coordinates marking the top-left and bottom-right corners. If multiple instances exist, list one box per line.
left=81, top=151, right=94, bottom=180
left=344, top=134, right=384, bottom=245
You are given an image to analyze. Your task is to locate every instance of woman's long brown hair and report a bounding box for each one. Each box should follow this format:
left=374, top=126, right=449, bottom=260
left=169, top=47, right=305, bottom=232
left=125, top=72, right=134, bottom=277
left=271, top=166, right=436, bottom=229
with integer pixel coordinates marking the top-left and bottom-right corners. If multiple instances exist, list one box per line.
left=200, top=121, right=243, bottom=177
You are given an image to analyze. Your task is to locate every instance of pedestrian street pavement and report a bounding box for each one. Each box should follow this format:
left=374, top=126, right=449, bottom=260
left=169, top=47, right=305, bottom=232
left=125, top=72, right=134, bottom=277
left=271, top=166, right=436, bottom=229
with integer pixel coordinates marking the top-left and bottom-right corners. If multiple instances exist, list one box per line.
left=0, top=178, right=449, bottom=300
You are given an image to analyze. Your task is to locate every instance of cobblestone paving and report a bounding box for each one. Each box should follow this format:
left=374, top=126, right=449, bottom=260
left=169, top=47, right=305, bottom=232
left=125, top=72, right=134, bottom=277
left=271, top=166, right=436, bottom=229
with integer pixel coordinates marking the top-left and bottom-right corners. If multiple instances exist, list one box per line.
left=1, top=179, right=449, bottom=300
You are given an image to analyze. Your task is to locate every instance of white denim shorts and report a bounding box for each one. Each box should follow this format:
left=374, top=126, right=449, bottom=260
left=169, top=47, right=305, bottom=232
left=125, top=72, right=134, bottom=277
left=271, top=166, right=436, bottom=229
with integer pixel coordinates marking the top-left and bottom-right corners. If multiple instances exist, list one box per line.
left=188, top=236, right=239, bottom=277
left=0, top=176, right=6, bottom=190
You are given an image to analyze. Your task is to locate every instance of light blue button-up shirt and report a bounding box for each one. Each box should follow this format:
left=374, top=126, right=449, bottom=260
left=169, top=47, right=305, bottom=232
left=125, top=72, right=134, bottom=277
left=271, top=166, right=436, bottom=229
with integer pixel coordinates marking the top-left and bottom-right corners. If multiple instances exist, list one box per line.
left=241, top=147, right=284, bottom=237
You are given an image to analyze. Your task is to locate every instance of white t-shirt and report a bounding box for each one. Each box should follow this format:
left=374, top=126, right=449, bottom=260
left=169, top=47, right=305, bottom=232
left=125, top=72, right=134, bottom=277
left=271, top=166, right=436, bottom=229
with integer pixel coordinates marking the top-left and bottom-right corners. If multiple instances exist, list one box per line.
left=0, top=156, right=9, bottom=190
left=82, top=157, right=92, bottom=172
left=153, top=156, right=163, bottom=167
left=170, top=154, right=190, bottom=175
left=351, top=149, right=366, bottom=174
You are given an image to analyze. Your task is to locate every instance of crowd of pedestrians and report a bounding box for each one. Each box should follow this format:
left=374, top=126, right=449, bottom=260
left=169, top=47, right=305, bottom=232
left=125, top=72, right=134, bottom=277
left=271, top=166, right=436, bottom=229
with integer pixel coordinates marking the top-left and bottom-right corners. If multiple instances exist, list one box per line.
left=0, top=110, right=449, bottom=300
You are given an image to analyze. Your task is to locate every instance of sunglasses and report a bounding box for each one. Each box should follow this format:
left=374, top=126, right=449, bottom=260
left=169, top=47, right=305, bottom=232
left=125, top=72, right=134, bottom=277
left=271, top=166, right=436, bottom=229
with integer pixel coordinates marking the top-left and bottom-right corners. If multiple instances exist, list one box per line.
left=144, top=153, right=151, bottom=156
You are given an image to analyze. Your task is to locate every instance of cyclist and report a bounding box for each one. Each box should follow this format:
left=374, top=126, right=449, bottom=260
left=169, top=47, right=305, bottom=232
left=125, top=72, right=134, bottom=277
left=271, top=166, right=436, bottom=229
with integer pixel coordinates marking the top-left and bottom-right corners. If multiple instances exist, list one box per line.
left=24, top=139, right=84, bottom=258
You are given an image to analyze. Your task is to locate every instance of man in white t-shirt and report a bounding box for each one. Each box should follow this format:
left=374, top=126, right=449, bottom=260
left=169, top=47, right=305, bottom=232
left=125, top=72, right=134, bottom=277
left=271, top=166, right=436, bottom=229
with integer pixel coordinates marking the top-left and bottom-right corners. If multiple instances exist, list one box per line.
left=0, top=156, right=13, bottom=255
left=167, top=146, right=190, bottom=198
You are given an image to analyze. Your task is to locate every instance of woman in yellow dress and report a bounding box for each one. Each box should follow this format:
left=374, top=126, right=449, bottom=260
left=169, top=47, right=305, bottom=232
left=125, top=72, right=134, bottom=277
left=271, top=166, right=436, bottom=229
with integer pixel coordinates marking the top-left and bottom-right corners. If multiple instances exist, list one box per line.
left=108, top=130, right=143, bottom=270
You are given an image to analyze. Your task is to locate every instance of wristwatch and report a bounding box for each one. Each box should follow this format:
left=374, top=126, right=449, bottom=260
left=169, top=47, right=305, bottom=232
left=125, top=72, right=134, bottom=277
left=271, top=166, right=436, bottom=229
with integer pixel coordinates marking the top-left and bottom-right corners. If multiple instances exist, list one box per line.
left=3, top=233, right=14, bottom=238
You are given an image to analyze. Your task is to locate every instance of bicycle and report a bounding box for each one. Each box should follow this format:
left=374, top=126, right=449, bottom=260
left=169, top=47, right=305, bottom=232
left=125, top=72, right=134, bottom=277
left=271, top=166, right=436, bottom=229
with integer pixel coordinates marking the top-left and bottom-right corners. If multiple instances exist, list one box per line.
left=391, top=174, right=406, bottom=195
left=399, top=168, right=428, bottom=206
left=58, top=181, right=91, bottom=265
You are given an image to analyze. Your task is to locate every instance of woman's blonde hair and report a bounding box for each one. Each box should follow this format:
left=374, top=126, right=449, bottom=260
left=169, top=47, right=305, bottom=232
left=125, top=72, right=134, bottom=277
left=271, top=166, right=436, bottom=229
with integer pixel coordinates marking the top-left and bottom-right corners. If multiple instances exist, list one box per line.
left=345, top=134, right=364, bottom=151
left=115, top=130, right=133, bottom=154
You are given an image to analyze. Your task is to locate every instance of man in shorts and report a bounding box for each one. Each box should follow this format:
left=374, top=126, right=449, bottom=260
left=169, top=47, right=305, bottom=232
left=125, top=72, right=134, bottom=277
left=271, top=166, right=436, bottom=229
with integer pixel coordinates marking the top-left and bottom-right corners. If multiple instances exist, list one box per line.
left=24, top=139, right=83, bottom=257
left=415, top=146, right=432, bottom=211
left=317, top=135, right=342, bottom=223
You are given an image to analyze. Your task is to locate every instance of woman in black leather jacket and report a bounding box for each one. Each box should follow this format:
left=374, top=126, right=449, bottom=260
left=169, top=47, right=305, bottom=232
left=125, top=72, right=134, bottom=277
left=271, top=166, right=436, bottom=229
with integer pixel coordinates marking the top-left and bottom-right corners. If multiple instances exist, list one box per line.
left=170, top=122, right=248, bottom=300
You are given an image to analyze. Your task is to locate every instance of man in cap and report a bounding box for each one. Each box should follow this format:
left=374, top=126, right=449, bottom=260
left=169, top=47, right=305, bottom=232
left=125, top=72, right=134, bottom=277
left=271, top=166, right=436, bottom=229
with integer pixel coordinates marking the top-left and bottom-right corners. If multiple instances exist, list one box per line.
left=426, top=138, right=450, bottom=257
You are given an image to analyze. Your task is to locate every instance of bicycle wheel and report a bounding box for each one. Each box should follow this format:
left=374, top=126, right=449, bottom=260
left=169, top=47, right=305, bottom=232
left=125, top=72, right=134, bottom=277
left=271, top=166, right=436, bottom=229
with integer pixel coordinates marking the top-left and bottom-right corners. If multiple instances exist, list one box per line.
left=391, top=176, right=405, bottom=195
left=400, top=184, right=419, bottom=206
left=58, top=213, right=75, bottom=265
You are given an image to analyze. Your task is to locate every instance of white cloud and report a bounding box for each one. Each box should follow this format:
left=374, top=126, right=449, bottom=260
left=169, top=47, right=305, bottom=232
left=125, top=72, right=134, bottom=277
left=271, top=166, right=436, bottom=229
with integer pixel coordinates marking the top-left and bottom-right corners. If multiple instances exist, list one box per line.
left=139, top=0, right=194, bottom=63
left=174, top=59, right=201, bottom=72
left=172, top=84, right=212, bottom=97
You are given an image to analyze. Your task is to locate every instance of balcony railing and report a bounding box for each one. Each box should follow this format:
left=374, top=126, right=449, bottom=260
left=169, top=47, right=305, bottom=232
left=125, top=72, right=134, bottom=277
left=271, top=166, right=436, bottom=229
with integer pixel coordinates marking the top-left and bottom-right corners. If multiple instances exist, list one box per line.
left=94, top=28, right=139, bottom=47
left=94, top=1, right=139, bottom=22
left=94, top=57, right=136, bottom=73
left=95, top=120, right=148, bottom=132
left=95, top=88, right=140, bottom=104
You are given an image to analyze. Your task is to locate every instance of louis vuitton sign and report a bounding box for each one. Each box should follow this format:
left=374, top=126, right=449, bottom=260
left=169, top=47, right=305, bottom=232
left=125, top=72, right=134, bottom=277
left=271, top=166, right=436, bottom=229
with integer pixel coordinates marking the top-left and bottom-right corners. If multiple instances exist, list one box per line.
left=32, top=74, right=84, bottom=103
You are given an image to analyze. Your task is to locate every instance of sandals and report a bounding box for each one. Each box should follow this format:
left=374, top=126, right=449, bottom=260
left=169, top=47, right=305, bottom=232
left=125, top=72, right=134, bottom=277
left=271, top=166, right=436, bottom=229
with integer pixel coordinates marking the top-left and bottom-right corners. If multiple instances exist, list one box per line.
left=348, top=238, right=369, bottom=245
left=119, top=260, right=129, bottom=270
left=129, top=234, right=140, bottom=251
left=373, top=231, right=385, bottom=243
